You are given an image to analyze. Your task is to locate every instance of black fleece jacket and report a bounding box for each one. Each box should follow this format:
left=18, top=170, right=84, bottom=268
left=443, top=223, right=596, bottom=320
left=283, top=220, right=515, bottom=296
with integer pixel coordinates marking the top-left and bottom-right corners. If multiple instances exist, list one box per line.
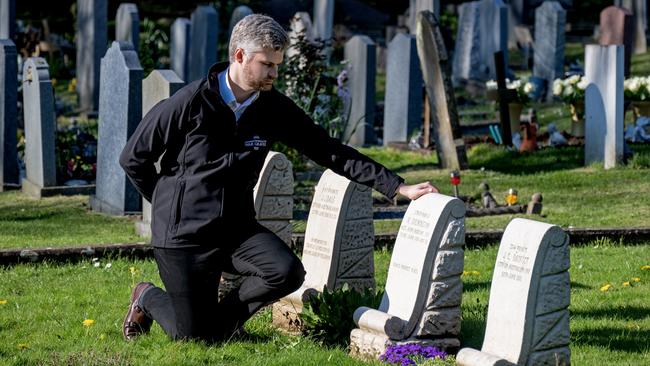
left=120, top=62, right=404, bottom=247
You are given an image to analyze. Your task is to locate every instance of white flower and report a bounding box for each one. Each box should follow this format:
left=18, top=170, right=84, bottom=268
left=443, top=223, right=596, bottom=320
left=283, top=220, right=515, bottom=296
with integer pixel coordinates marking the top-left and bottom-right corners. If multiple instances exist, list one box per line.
left=93, top=262, right=100, bottom=268
left=523, top=82, right=534, bottom=94
left=104, top=263, right=112, bottom=269
left=486, top=80, right=497, bottom=90
left=563, top=85, right=574, bottom=97
left=552, top=79, right=563, bottom=96
left=577, top=78, right=588, bottom=90
left=567, top=74, right=581, bottom=85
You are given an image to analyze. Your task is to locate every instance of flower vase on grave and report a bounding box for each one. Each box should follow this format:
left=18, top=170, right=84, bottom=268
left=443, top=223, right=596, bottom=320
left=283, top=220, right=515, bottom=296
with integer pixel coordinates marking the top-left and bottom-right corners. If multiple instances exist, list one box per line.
left=631, top=100, right=650, bottom=120
left=569, top=101, right=585, bottom=137
left=508, top=102, right=524, bottom=136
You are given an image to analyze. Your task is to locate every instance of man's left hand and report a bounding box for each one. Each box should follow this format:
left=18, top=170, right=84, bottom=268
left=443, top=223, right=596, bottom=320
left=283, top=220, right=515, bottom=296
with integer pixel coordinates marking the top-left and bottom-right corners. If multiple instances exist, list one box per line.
left=397, top=182, right=438, bottom=201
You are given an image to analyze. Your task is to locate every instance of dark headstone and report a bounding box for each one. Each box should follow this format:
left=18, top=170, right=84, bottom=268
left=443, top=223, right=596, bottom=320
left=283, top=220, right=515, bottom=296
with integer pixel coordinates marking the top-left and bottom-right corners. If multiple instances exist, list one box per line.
left=1, top=39, right=18, bottom=188
left=76, top=0, right=108, bottom=114
left=21, top=58, right=56, bottom=192
left=533, top=1, right=566, bottom=101
left=116, top=3, right=139, bottom=50
left=91, top=42, right=143, bottom=215
left=599, top=5, right=634, bottom=77
left=0, top=0, right=15, bottom=39
left=188, top=5, right=218, bottom=82
left=383, top=33, right=423, bottom=146
left=452, top=1, right=481, bottom=85
left=415, top=11, right=468, bottom=170
left=344, top=35, right=376, bottom=146
left=170, top=18, right=191, bottom=83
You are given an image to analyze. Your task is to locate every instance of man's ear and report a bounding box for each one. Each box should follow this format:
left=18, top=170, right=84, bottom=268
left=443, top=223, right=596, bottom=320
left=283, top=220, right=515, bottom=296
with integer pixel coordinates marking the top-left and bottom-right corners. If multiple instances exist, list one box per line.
left=234, top=48, right=245, bottom=64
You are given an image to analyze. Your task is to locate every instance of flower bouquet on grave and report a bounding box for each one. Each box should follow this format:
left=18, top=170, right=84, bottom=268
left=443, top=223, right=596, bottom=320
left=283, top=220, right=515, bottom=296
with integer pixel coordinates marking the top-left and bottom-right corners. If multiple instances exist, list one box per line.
left=486, top=78, right=535, bottom=137
left=624, top=76, right=650, bottom=119
left=552, top=75, right=588, bottom=137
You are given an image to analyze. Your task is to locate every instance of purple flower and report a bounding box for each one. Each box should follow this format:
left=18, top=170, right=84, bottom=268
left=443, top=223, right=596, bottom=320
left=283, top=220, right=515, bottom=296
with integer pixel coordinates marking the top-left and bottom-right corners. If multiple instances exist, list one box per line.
left=380, top=343, right=447, bottom=365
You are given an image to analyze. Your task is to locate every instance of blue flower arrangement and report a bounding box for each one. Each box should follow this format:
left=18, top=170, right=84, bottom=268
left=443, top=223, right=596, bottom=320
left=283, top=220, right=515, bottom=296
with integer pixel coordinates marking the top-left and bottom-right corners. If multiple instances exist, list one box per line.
left=381, top=343, right=448, bottom=365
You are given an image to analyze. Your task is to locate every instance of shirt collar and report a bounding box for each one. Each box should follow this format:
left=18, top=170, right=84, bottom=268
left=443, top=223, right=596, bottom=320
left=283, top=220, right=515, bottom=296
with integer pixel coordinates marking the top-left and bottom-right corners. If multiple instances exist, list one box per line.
left=218, top=67, right=260, bottom=112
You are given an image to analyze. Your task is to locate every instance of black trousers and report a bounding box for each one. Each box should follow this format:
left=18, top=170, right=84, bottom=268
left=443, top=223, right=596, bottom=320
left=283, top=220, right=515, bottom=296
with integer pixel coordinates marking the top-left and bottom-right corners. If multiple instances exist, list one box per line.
left=140, top=221, right=305, bottom=342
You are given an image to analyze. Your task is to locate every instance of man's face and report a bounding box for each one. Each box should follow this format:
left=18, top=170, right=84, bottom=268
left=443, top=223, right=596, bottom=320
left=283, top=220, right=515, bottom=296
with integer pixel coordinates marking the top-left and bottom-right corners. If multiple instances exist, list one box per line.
left=242, top=48, right=283, bottom=91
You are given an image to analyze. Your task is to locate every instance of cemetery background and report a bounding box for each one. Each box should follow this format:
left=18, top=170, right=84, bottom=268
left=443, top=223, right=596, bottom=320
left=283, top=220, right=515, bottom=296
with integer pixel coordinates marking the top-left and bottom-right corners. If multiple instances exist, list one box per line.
left=1, top=0, right=650, bottom=365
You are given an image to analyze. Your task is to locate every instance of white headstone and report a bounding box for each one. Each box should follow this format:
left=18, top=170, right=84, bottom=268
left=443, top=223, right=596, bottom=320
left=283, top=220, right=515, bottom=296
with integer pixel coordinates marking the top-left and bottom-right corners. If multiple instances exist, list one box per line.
left=253, top=151, right=294, bottom=245
left=116, top=3, right=140, bottom=50
left=287, top=12, right=314, bottom=61
left=0, top=0, right=16, bottom=39
left=533, top=1, right=566, bottom=101
left=273, top=169, right=374, bottom=331
left=350, top=193, right=466, bottom=360
left=456, top=218, right=570, bottom=366
left=408, top=0, right=440, bottom=33
left=135, top=70, right=185, bottom=237
left=478, top=0, right=508, bottom=81
left=170, top=18, right=191, bottom=83
left=313, top=0, right=334, bottom=41
left=584, top=45, right=624, bottom=169
left=343, top=35, right=376, bottom=146
left=452, top=1, right=481, bottom=85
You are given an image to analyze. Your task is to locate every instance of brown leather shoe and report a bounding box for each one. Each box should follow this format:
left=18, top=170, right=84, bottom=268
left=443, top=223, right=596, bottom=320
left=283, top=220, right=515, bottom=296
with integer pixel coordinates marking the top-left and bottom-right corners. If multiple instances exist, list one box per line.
left=123, top=282, right=154, bottom=340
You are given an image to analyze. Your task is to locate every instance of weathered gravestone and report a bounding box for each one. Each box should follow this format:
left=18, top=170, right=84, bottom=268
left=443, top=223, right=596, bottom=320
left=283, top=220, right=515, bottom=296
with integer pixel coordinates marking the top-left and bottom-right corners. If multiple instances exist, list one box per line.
left=585, top=45, right=624, bottom=169
left=350, top=193, right=465, bottom=360
left=228, top=5, right=253, bottom=37
left=599, top=5, right=633, bottom=77
left=615, top=0, right=647, bottom=54
left=91, top=42, right=143, bottom=214
left=273, top=169, right=374, bottom=331
left=1, top=39, right=18, bottom=190
left=0, top=0, right=16, bottom=39
left=415, top=11, right=468, bottom=170
left=478, top=0, right=508, bottom=81
left=408, top=0, right=439, bottom=33
left=76, top=0, right=107, bottom=114
left=452, top=1, right=481, bottom=85
left=456, top=218, right=570, bottom=366
left=134, top=70, right=184, bottom=237
left=344, top=35, right=376, bottom=146
left=287, top=12, right=314, bottom=62
left=383, top=33, right=423, bottom=146
left=188, top=5, right=218, bottom=82
left=313, top=0, right=334, bottom=41
left=116, top=3, right=139, bottom=50
left=253, top=151, right=294, bottom=245
left=533, top=1, right=566, bottom=101
left=21, top=58, right=92, bottom=198
left=170, top=18, right=191, bottom=83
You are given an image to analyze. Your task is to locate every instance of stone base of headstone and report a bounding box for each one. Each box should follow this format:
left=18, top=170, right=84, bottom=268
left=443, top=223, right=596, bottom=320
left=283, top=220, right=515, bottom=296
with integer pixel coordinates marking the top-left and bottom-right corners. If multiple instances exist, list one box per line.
left=134, top=220, right=150, bottom=237
left=21, top=179, right=95, bottom=199
left=90, top=195, right=139, bottom=215
left=271, top=301, right=304, bottom=333
left=349, top=329, right=460, bottom=361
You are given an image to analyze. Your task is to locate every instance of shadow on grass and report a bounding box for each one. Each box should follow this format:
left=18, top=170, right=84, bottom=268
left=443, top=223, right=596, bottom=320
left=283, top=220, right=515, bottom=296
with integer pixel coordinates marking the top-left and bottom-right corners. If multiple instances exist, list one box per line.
left=0, top=202, right=77, bottom=221
left=393, top=162, right=440, bottom=174
left=463, top=281, right=491, bottom=293
left=570, top=281, right=592, bottom=290
left=571, top=305, right=650, bottom=321
left=468, top=145, right=584, bottom=175
left=572, top=327, right=650, bottom=353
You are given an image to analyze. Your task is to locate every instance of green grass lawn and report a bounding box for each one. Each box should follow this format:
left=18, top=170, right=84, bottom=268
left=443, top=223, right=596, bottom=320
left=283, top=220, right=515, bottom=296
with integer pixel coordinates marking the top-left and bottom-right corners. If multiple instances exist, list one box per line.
left=1, top=242, right=648, bottom=365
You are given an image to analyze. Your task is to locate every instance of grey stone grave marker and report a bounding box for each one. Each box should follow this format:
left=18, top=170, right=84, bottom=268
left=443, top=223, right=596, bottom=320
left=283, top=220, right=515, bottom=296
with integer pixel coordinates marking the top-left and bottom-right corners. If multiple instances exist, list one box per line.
left=415, top=11, right=468, bottom=170
left=273, top=169, right=374, bottom=331
left=383, top=33, right=423, bottom=146
left=344, top=35, right=376, bottom=146
left=0, top=0, right=15, bottom=39
left=91, top=42, right=143, bottom=215
left=76, top=0, right=107, bottom=114
left=478, top=0, right=508, bottom=81
left=22, top=58, right=93, bottom=198
left=228, top=5, right=253, bottom=37
left=1, top=39, right=18, bottom=189
left=456, top=218, right=570, bottom=366
left=188, top=5, right=218, bottom=82
left=170, top=18, right=191, bottom=83
left=253, top=152, right=294, bottom=245
left=585, top=45, right=624, bottom=169
left=116, top=3, right=139, bottom=50
left=134, top=70, right=184, bottom=237
left=452, top=1, right=481, bottom=85
left=533, top=1, right=566, bottom=101
left=349, top=193, right=465, bottom=360
left=615, top=0, right=647, bottom=54
left=313, top=0, right=334, bottom=41
left=599, top=5, right=633, bottom=77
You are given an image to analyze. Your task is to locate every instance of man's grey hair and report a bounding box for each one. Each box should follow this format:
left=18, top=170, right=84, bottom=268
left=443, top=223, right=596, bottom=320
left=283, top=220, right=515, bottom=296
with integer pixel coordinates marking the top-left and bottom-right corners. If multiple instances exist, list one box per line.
left=229, top=14, right=289, bottom=62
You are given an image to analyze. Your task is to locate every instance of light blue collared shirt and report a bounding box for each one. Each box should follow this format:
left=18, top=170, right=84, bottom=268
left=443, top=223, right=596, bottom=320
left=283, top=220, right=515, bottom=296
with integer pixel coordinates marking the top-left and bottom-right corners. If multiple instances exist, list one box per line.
left=218, top=67, right=260, bottom=122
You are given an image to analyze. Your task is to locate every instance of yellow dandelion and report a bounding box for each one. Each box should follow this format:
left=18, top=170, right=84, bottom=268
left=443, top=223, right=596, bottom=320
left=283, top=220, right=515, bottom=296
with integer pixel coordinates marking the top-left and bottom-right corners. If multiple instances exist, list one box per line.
left=129, top=266, right=138, bottom=275
left=622, top=281, right=631, bottom=287
left=17, top=343, right=28, bottom=350
left=0, top=299, right=7, bottom=305
left=471, top=270, right=481, bottom=276
left=641, top=265, right=650, bottom=270
left=83, top=319, right=95, bottom=327
left=632, top=277, right=641, bottom=282
left=600, top=284, right=612, bottom=292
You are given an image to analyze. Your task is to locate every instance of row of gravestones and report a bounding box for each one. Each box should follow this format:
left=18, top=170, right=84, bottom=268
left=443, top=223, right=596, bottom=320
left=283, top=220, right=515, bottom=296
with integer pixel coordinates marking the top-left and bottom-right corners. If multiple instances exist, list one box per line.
left=263, top=166, right=570, bottom=365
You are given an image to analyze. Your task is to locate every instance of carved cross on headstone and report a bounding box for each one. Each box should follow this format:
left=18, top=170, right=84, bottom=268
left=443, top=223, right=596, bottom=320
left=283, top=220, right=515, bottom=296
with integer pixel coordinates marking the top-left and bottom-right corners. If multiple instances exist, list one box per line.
left=494, top=51, right=518, bottom=146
